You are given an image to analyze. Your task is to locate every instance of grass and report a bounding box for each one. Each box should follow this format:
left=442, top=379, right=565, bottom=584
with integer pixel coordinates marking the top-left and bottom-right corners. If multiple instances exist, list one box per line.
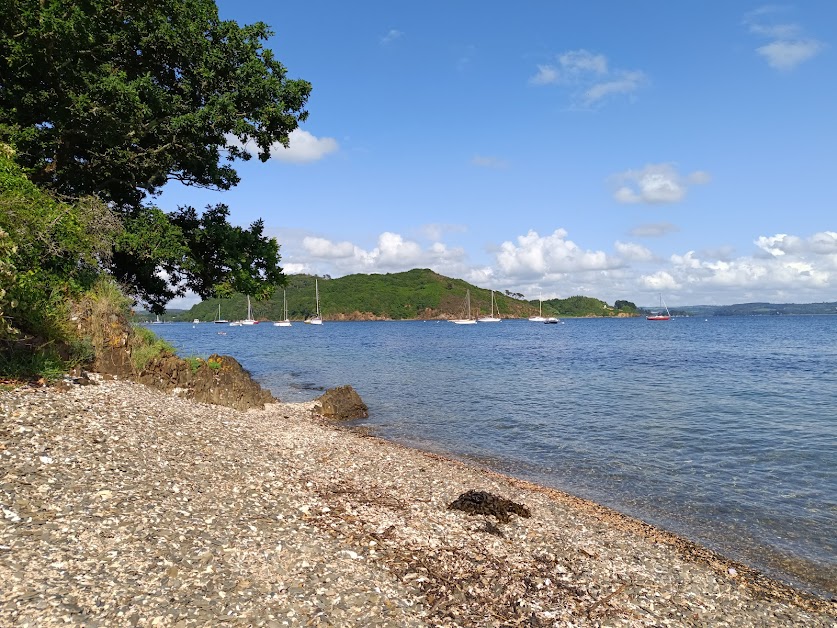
left=0, top=343, right=68, bottom=382
left=130, top=326, right=175, bottom=371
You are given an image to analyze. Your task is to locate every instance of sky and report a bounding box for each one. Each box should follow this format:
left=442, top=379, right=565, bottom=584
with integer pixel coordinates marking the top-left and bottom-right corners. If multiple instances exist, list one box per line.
left=161, top=1, right=837, bottom=308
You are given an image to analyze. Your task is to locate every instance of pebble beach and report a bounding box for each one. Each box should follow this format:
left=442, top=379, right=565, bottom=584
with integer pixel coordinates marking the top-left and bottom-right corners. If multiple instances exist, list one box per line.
left=1, top=376, right=834, bottom=627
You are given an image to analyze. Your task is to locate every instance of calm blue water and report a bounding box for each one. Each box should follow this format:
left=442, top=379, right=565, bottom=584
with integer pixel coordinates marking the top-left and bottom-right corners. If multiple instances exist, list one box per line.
left=149, top=316, right=837, bottom=597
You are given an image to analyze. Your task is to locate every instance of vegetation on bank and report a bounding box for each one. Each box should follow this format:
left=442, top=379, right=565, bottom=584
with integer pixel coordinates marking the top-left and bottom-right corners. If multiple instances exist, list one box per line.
left=170, top=269, right=640, bottom=321
left=1, top=0, right=310, bottom=379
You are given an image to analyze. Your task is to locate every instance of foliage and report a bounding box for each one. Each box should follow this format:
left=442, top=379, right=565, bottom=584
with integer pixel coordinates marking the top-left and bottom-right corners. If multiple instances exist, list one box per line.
left=0, top=149, right=122, bottom=342
left=0, top=228, right=17, bottom=338
left=614, top=300, right=638, bottom=312
left=0, top=0, right=301, bottom=312
left=0, top=0, right=311, bottom=208
left=170, top=204, right=283, bottom=300
left=110, top=206, right=189, bottom=312
left=79, top=276, right=135, bottom=355
left=184, top=356, right=204, bottom=373
left=0, top=345, right=68, bottom=381
left=130, top=326, right=175, bottom=371
left=711, top=302, right=837, bottom=316
left=542, top=295, right=604, bottom=317
left=177, top=270, right=637, bottom=321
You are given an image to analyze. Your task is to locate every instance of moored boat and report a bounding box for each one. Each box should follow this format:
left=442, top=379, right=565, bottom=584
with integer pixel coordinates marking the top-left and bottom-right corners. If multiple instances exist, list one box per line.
left=305, top=279, right=323, bottom=325
left=451, top=289, right=477, bottom=324
left=646, top=294, right=671, bottom=321
left=477, top=290, right=502, bottom=323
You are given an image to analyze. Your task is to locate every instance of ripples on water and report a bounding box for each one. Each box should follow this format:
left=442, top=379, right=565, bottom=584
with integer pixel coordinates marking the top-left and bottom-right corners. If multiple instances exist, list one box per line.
left=151, top=316, right=837, bottom=597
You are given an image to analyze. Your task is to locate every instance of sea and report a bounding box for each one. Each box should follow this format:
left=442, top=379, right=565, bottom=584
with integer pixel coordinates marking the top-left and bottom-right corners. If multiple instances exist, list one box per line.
left=148, top=315, right=837, bottom=598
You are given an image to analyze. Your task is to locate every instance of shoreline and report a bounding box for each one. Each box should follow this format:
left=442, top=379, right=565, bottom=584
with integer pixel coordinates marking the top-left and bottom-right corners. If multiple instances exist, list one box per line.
left=2, top=377, right=834, bottom=625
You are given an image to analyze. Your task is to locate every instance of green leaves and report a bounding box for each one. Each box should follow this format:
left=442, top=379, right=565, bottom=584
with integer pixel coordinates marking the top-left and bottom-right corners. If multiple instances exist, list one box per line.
left=1, top=0, right=311, bottom=207
left=171, top=204, right=283, bottom=301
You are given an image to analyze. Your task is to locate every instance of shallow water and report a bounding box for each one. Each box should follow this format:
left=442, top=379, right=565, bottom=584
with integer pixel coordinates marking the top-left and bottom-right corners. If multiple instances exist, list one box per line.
left=150, top=315, right=837, bottom=597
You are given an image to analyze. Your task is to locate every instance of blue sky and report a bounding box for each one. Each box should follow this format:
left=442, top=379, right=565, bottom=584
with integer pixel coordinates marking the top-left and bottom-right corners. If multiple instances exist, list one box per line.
left=162, top=1, right=836, bottom=307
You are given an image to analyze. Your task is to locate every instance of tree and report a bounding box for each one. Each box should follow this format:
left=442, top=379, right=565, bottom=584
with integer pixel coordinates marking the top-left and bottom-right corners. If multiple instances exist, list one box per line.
left=170, top=204, right=282, bottom=301
left=0, top=0, right=311, bottom=208
left=0, top=0, right=308, bottom=309
left=0, top=147, right=122, bottom=338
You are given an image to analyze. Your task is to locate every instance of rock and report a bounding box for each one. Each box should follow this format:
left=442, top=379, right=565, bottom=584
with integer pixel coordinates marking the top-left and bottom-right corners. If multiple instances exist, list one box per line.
left=137, top=354, right=275, bottom=411
left=314, top=385, right=368, bottom=420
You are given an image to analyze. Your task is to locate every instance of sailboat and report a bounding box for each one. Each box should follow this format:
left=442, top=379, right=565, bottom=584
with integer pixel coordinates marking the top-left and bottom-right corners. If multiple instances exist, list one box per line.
left=451, top=289, right=477, bottom=324
left=241, top=295, right=258, bottom=325
left=273, top=290, right=292, bottom=327
left=305, top=279, right=323, bottom=325
left=528, top=296, right=546, bottom=322
left=213, top=303, right=229, bottom=324
left=477, top=290, right=502, bottom=323
left=646, top=294, right=671, bottom=321
left=230, top=295, right=258, bottom=326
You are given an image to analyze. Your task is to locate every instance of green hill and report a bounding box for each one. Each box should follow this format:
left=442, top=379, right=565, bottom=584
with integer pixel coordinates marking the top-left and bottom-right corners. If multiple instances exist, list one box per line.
left=171, top=269, right=640, bottom=321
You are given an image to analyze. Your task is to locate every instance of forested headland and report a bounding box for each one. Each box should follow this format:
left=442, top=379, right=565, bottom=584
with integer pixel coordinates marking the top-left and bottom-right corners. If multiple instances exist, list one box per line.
left=157, top=269, right=640, bottom=322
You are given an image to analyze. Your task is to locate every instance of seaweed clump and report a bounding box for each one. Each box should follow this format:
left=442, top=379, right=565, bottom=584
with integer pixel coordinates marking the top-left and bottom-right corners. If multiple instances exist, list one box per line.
left=448, top=490, right=531, bottom=523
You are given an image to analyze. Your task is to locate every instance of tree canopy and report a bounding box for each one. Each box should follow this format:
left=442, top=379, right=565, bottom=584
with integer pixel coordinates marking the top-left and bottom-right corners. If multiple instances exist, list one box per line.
left=0, top=0, right=311, bottom=208
left=0, top=0, right=308, bottom=313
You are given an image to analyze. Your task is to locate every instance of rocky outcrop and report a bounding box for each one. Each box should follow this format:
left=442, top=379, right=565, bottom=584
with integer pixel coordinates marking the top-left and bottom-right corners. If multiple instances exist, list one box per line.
left=136, top=354, right=275, bottom=411
left=314, top=385, right=369, bottom=420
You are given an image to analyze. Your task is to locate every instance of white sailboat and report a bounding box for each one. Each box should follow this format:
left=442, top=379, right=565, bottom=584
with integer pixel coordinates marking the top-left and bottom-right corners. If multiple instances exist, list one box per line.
left=305, top=279, right=323, bottom=325
left=528, top=296, right=546, bottom=322
left=477, top=290, right=502, bottom=323
left=451, top=289, right=477, bottom=324
left=241, top=295, right=259, bottom=325
left=214, top=303, right=229, bottom=324
left=231, top=295, right=258, bottom=325
left=274, top=290, right=292, bottom=327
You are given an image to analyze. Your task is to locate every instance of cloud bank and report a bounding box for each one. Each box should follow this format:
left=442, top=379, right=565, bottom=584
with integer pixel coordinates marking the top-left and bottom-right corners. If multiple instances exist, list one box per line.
left=273, top=226, right=836, bottom=306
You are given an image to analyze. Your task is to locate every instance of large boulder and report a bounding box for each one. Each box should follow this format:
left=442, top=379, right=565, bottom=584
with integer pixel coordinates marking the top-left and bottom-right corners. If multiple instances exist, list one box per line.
left=314, top=385, right=369, bottom=420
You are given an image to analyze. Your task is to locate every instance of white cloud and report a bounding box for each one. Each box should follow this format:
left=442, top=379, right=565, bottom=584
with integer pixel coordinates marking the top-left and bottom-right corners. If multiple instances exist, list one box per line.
left=611, top=163, right=710, bottom=205
left=282, top=262, right=309, bottom=275
left=529, top=49, right=646, bottom=107
left=630, top=222, right=680, bottom=237
left=529, top=64, right=559, bottom=85
left=558, top=49, right=609, bottom=76
left=756, top=231, right=837, bottom=257
left=640, top=271, right=681, bottom=292
left=380, top=29, right=403, bottom=45
left=471, top=154, right=509, bottom=169
left=301, top=231, right=466, bottom=275
left=269, top=129, right=339, bottom=163
left=302, top=236, right=357, bottom=259
left=745, top=9, right=825, bottom=71
left=226, top=129, right=338, bottom=164
left=582, top=71, right=647, bottom=107
left=495, top=229, right=619, bottom=279
left=756, top=39, right=825, bottom=70
left=615, top=241, right=654, bottom=262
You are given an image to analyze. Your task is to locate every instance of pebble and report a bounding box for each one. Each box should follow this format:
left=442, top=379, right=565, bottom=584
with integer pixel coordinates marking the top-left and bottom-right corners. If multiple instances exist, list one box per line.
left=1, top=378, right=834, bottom=626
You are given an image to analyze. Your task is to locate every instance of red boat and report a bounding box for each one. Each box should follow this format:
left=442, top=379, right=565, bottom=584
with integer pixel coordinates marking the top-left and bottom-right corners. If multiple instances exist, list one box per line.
left=646, top=294, right=671, bottom=321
